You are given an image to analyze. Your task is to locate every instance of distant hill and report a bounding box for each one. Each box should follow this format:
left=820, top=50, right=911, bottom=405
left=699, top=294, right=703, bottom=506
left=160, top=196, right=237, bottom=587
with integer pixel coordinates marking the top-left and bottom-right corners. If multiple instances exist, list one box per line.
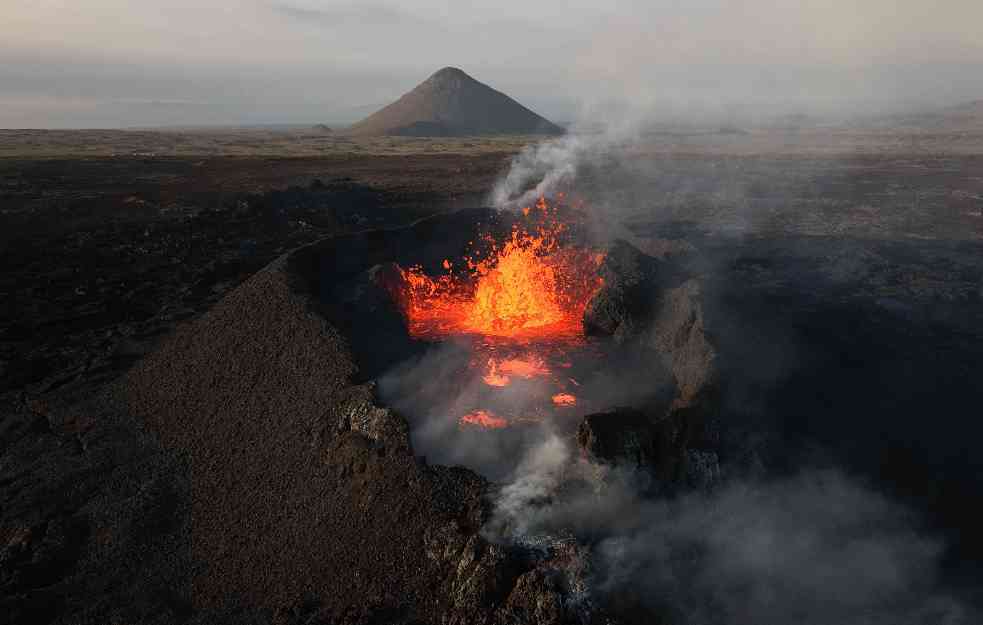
left=347, top=67, right=563, bottom=137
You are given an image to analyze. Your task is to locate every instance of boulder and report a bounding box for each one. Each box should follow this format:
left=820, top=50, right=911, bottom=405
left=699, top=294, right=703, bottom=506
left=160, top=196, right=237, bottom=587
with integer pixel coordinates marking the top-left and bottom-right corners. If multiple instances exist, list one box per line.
left=584, top=240, right=718, bottom=416
left=648, top=279, right=718, bottom=406
left=577, top=406, right=716, bottom=489
left=576, top=408, right=661, bottom=469
left=583, top=240, right=674, bottom=341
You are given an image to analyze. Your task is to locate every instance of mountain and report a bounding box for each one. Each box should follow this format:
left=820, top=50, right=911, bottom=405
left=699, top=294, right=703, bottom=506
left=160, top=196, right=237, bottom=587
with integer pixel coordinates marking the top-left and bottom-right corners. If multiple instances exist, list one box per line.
left=347, top=67, right=563, bottom=137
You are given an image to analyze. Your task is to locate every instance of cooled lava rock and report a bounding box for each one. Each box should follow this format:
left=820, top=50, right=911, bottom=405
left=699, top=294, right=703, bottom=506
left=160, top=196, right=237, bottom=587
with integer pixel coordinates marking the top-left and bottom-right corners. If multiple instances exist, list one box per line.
left=326, top=262, right=416, bottom=381
left=576, top=405, right=723, bottom=491
left=577, top=408, right=661, bottom=468
left=575, top=408, right=692, bottom=486
left=584, top=240, right=718, bottom=419
left=583, top=240, right=680, bottom=341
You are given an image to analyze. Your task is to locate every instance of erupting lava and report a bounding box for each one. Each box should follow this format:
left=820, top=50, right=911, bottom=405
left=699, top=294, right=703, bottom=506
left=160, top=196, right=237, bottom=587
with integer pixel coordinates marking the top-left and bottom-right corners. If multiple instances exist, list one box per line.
left=481, top=355, right=551, bottom=387
left=391, top=197, right=604, bottom=430
left=459, top=410, right=508, bottom=429
left=552, top=393, right=577, bottom=407
left=396, top=198, right=604, bottom=341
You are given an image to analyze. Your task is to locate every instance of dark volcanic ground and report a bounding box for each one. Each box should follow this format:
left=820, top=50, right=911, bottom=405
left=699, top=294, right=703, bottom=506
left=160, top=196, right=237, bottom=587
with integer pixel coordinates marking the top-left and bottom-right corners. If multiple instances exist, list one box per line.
left=2, top=150, right=983, bottom=623
left=0, top=154, right=509, bottom=396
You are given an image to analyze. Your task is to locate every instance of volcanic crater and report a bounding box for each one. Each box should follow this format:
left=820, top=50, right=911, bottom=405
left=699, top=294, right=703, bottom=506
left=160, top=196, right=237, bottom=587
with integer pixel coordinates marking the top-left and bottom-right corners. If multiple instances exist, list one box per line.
left=289, top=199, right=710, bottom=482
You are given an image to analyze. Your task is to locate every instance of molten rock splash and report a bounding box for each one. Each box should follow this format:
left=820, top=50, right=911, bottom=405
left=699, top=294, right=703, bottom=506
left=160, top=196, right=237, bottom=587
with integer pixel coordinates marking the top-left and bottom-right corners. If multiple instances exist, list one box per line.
left=397, top=198, right=604, bottom=341
left=390, top=198, right=603, bottom=429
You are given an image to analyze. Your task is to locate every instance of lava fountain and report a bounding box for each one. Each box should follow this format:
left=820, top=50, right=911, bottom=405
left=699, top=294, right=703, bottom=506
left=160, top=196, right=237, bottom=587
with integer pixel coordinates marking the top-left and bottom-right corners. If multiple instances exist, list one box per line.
left=388, top=197, right=605, bottom=429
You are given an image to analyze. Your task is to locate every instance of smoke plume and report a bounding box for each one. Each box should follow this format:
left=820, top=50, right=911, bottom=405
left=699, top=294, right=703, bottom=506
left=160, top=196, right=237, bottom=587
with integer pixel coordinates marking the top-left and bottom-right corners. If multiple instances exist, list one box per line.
left=486, top=436, right=969, bottom=624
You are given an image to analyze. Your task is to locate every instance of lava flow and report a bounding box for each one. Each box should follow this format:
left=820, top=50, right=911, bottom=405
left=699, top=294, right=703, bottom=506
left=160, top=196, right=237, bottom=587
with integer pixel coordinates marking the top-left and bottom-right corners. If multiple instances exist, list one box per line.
left=391, top=197, right=603, bottom=429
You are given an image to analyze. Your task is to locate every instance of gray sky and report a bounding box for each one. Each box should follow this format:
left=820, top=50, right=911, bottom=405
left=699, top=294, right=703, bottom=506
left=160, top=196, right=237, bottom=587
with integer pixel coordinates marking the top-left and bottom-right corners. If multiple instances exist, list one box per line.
left=3, top=0, right=982, bottom=128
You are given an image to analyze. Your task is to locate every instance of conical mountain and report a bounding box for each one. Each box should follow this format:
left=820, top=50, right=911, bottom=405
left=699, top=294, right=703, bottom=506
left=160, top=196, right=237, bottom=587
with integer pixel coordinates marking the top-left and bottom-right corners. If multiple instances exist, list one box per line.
left=348, top=67, right=563, bottom=137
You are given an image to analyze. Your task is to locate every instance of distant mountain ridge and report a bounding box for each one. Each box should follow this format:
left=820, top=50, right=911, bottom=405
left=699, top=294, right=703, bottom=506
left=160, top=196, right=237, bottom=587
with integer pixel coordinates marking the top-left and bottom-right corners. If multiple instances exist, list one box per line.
left=347, top=67, right=563, bottom=137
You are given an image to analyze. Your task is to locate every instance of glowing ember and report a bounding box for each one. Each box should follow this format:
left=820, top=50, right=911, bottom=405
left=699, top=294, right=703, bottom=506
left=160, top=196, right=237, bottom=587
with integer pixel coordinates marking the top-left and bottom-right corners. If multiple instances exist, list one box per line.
left=481, top=355, right=552, bottom=387
left=498, top=356, right=550, bottom=378
left=395, top=198, right=604, bottom=341
left=552, top=393, right=577, bottom=407
left=459, top=410, right=508, bottom=429
left=482, top=360, right=511, bottom=387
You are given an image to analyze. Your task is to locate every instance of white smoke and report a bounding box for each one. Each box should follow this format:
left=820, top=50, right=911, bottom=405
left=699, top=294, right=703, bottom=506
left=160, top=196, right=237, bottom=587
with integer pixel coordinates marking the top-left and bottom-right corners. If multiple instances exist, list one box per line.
left=488, top=109, right=646, bottom=212
left=487, top=433, right=571, bottom=539
left=489, top=133, right=591, bottom=210
left=484, top=434, right=971, bottom=624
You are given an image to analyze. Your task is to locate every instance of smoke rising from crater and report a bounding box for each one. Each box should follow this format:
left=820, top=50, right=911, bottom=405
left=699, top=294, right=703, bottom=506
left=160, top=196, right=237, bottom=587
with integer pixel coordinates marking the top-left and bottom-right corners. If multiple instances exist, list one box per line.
left=486, top=436, right=970, bottom=624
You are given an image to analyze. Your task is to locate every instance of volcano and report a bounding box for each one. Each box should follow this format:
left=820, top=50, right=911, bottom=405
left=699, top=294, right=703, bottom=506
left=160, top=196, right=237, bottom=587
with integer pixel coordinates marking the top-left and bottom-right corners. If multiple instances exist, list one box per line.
left=347, top=67, right=564, bottom=137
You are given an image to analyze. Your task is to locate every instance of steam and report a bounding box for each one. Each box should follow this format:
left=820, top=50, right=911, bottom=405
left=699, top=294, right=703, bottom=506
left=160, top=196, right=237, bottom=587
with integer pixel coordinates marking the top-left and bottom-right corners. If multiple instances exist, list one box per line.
left=490, top=133, right=592, bottom=211
left=377, top=341, right=567, bottom=480
left=377, top=338, right=671, bottom=481
left=489, top=113, right=641, bottom=212
left=487, top=432, right=570, bottom=538
left=592, top=471, right=966, bottom=625
left=485, top=435, right=970, bottom=624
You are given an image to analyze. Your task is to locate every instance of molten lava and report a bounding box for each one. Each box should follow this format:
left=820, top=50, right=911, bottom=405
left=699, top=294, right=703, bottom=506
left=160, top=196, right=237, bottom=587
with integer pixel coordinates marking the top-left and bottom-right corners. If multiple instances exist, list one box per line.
left=391, top=197, right=604, bottom=430
left=552, top=393, right=577, bottom=407
left=396, top=198, right=604, bottom=341
left=459, top=410, right=508, bottom=429
left=481, top=355, right=552, bottom=387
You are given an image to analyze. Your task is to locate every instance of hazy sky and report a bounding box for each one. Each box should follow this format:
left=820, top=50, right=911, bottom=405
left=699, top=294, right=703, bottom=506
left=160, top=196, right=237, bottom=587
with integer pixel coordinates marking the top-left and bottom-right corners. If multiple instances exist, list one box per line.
left=3, top=0, right=982, bottom=127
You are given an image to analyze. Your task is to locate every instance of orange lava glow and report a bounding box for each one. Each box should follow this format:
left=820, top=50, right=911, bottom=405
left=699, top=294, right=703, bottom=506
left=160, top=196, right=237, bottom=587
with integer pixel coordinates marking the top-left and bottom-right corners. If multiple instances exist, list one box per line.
left=481, top=355, right=552, bottom=387
left=389, top=198, right=602, bottom=429
left=551, top=393, right=577, bottom=407
left=459, top=410, right=509, bottom=429
left=482, top=367, right=511, bottom=387
left=395, top=198, right=604, bottom=341
left=498, top=356, right=550, bottom=378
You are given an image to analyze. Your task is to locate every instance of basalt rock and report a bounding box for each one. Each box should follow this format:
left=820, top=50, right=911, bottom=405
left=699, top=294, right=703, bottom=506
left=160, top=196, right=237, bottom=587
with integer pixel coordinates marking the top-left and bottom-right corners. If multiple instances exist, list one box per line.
left=577, top=408, right=660, bottom=469
left=584, top=240, right=719, bottom=419
left=576, top=403, right=721, bottom=491
left=326, top=262, right=416, bottom=381
left=576, top=408, right=690, bottom=486
left=583, top=240, right=678, bottom=341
